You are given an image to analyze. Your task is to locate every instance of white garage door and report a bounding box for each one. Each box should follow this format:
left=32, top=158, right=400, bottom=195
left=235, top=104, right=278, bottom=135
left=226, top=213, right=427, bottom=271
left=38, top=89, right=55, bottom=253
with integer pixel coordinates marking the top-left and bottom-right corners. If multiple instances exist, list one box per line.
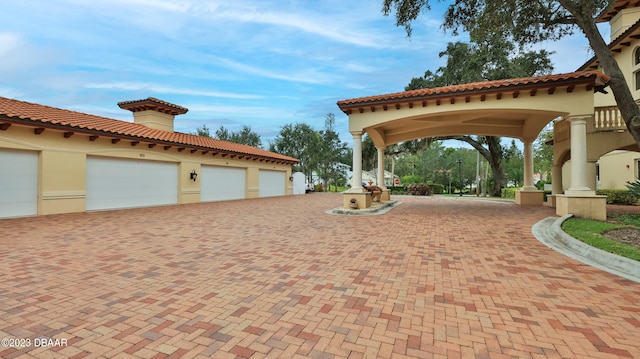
left=259, top=170, right=285, bottom=197
left=0, top=149, right=38, bottom=218
left=201, top=166, right=246, bottom=202
left=86, top=157, right=178, bottom=211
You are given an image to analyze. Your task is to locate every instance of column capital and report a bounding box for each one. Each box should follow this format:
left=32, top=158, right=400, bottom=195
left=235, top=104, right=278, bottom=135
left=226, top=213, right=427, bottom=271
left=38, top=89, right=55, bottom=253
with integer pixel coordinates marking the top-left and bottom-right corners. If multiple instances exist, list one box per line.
left=350, top=131, right=364, bottom=137
left=566, top=114, right=593, bottom=123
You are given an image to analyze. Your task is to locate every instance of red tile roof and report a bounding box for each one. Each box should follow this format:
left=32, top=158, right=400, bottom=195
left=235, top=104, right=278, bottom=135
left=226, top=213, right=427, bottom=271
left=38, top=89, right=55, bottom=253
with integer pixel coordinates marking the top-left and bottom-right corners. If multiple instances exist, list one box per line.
left=0, top=96, right=298, bottom=164
left=118, top=97, right=189, bottom=115
left=337, top=71, right=609, bottom=111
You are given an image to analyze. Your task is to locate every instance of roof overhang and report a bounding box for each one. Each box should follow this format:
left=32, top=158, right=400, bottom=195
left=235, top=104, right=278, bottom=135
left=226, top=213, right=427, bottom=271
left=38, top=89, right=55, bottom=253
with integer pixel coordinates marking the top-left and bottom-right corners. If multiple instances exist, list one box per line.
left=578, top=18, right=640, bottom=71
left=598, top=0, right=640, bottom=22
left=337, top=71, right=609, bottom=115
left=118, top=97, right=189, bottom=116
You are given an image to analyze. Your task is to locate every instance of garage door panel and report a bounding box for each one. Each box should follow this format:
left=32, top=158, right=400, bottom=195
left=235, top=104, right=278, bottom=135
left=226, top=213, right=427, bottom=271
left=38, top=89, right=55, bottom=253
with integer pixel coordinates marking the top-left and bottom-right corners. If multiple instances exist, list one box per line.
left=201, top=166, right=246, bottom=202
left=0, top=150, right=38, bottom=218
left=87, top=157, right=177, bottom=210
left=259, top=170, right=285, bottom=197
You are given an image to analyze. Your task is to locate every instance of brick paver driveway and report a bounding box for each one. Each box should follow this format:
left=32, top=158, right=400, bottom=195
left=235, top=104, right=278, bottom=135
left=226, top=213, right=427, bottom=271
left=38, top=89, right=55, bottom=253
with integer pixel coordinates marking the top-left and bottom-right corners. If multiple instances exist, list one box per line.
left=1, top=194, right=639, bottom=359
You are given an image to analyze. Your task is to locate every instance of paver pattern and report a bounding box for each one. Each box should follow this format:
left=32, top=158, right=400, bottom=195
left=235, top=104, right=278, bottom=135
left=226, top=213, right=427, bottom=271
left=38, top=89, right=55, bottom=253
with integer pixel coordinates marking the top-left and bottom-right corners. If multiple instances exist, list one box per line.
left=0, top=194, right=639, bottom=359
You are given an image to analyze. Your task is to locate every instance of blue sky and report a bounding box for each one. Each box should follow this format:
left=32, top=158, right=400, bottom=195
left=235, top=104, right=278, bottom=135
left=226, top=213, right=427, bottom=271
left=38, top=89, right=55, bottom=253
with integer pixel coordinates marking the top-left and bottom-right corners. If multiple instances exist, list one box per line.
left=0, top=0, right=601, bottom=147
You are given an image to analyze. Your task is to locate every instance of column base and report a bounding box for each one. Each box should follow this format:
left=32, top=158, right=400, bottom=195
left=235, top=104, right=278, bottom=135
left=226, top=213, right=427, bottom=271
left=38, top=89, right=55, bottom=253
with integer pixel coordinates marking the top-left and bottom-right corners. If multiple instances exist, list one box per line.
left=515, top=190, right=544, bottom=205
left=545, top=194, right=558, bottom=208
left=380, top=189, right=390, bottom=201
left=555, top=194, right=607, bottom=221
left=343, top=191, right=372, bottom=209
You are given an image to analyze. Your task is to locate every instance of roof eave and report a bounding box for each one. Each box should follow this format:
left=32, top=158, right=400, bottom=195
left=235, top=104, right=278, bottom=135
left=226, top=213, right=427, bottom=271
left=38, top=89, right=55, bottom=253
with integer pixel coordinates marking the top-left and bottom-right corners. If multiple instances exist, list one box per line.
left=0, top=115, right=299, bottom=165
left=337, top=73, right=607, bottom=113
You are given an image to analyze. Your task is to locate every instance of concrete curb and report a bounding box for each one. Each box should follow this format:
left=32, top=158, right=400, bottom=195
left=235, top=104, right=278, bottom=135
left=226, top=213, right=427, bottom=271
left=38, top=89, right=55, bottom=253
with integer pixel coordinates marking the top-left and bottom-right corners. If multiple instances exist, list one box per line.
left=326, top=201, right=401, bottom=216
left=532, top=215, right=640, bottom=283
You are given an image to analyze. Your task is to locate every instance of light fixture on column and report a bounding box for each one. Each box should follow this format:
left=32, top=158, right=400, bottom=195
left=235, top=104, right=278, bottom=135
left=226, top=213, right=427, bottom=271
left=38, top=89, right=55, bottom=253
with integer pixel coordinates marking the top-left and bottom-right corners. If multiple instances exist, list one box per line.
left=190, top=170, right=198, bottom=181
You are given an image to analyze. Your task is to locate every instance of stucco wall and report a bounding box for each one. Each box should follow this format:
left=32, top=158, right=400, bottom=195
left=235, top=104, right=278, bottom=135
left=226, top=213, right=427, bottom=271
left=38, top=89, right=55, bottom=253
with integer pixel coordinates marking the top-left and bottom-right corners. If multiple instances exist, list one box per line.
left=598, top=150, right=640, bottom=189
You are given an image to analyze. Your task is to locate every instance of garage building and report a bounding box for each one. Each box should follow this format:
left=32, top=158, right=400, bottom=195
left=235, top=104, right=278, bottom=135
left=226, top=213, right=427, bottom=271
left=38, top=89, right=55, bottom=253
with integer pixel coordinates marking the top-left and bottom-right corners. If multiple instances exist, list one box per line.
left=0, top=96, right=298, bottom=218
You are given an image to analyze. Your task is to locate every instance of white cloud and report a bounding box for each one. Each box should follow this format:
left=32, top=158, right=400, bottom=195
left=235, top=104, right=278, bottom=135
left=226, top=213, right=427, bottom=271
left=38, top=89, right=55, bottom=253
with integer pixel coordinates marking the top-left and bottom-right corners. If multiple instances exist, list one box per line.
left=85, top=82, right=263, bottom=99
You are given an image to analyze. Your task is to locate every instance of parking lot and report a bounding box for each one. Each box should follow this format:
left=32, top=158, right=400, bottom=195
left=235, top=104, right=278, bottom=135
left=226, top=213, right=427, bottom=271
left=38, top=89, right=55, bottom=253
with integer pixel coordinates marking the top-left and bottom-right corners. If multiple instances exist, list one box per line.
left=1, top=194, right=638, bottom=358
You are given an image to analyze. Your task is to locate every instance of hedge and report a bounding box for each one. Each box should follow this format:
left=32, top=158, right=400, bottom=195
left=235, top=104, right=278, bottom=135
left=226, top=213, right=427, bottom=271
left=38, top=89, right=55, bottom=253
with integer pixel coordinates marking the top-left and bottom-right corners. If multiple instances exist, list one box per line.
left=596, top=189, right=639, bottom=205
left=501, top=187, right=519, bottom=199
left=429, top=183, right=445, bottom=194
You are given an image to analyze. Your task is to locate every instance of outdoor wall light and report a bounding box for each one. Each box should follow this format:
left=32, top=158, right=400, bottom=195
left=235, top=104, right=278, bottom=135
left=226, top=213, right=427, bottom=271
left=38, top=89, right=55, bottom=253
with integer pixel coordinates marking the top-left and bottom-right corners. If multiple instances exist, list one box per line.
left=190, top=170, right=198, bottom=181
left=289, top=175, right=293, bottom=181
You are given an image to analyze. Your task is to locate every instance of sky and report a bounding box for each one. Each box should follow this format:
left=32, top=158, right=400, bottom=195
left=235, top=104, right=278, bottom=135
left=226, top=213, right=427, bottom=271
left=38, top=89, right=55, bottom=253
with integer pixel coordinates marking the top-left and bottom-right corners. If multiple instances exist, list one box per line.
left=0, top=0, right=603, bottom=147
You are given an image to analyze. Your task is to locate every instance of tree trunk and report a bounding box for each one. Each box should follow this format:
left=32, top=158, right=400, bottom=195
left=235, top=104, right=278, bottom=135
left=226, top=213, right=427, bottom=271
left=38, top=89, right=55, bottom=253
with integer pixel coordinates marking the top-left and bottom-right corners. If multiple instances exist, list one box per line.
left=487, top=137, right=506, bottom=196
left=563, top=1, right=640, bottom=149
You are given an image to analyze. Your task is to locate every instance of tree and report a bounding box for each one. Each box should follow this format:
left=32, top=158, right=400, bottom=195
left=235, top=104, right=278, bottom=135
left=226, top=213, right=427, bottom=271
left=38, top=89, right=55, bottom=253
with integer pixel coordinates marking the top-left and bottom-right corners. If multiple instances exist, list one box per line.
left=215, top=125, right=262, bottom=148
left=316, top=114, right=349, bottom=191
left=404, top=37, right=553, bottom=195
left=503, top=140, right=524, bottom=187
left=382, top=0, right=640, bottom=149
left=534, top=124, right=554, bottom=182
left=269, top=123, right=321, bottom=182
left=194, top=124, right=212, bottom=137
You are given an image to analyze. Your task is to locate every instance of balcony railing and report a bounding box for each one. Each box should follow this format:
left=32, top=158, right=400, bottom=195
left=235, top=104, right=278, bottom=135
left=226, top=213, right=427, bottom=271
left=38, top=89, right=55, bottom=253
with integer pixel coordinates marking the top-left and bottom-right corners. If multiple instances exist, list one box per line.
left=594, top=106, right=626, bottom=130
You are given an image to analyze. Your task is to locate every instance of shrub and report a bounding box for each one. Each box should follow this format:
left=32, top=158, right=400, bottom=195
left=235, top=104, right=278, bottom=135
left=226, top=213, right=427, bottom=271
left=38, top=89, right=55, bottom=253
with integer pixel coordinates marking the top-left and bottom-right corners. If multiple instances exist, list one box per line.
left=429, top=183, right=445, bottom=194
left=401, top=175, right=423, bottom=184
left=406, top=183, right=433, bottom=196
left=389, top=185, right=406, bottom=195
left=501, top=187, right=520, bottom=199
left=596, top=189, right=639, bottom=205
left=627, top=180, right=640, bottom=198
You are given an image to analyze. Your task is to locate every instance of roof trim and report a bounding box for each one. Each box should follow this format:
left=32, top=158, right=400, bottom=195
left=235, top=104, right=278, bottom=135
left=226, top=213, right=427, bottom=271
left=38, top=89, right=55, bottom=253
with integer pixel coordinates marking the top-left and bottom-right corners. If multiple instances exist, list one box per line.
left=337, top=71, right=609, bottom=113
left=577, top=17, right=640, bottom=71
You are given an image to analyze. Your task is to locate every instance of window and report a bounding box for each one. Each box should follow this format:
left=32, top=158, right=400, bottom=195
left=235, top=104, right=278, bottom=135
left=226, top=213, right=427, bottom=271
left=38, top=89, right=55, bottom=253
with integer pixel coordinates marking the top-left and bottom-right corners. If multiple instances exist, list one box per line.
left=636, top=71, right=640, bottom=90
left=637, top=159, right=640, bottom=180
left=635, top=48, right=640, bottom=65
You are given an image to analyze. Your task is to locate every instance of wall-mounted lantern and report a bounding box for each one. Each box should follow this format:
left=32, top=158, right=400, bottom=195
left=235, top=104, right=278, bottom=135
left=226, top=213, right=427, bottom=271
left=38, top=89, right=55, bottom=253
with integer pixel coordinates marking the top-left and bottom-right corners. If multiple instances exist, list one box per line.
left=190, top=170, right=198, bottom=182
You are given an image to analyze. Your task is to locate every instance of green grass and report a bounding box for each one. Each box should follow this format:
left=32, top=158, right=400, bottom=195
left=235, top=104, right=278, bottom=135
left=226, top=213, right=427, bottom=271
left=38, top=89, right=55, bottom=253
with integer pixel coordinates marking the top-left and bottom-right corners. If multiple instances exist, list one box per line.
left=610, top=213, right=640, bottom=227
left=562, top=215, right=640, bottom=261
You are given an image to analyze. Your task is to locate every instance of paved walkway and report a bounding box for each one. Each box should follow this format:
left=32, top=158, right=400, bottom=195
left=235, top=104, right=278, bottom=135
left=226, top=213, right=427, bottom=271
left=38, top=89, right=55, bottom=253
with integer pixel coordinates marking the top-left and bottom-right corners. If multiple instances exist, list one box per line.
left=0, top=194, right=639, bottom=359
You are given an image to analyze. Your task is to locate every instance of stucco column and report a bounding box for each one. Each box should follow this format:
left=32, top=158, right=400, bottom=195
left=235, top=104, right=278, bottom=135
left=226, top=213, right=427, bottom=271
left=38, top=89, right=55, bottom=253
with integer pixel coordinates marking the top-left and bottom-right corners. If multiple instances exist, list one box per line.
left=376, top=147, right=387, bottom=189
left=522, top=139, right=536, bottom=191
left=551, top=164, right=563, bottom=195
left=566, top=115, right=595, bottom=195
left=349, top=131, right=364, bottom=192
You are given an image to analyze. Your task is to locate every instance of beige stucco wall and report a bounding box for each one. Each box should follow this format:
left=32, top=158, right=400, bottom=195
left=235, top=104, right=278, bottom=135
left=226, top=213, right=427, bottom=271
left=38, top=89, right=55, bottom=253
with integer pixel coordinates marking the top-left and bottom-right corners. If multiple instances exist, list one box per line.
left=0, top=124, right=293, bottom=216
left=597, top=150, right=640, bottom=189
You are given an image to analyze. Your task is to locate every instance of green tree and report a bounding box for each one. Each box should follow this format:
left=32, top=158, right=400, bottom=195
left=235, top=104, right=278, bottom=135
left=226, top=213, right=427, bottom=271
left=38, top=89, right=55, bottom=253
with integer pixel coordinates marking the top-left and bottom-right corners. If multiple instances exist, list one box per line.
left=382, top=0, right=640, bottom=149
left=215, top=125, right=262, bottom=148
left=316, top=114, right=349, bottom=191
left=534, top=124, right=554, bottom=181
left=403, top=37, right=553, bottom=196
left=503, top=140, right=524, bottom=187
left=194, top=124, right=212, bottom=137
left=269, top=123, right=321, bottom=182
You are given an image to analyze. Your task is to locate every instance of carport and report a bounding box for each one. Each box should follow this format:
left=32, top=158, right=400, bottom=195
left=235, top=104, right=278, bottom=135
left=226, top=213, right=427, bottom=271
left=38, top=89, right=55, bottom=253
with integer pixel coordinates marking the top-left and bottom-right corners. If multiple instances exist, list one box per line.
left=337, top=71, right=610, bottom=220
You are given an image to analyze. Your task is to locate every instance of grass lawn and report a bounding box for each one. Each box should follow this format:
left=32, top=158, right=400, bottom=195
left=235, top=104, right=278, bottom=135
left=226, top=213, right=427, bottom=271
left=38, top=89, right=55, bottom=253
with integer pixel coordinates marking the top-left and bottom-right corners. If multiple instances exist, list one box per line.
left=562, top=213, right=640, bottom=261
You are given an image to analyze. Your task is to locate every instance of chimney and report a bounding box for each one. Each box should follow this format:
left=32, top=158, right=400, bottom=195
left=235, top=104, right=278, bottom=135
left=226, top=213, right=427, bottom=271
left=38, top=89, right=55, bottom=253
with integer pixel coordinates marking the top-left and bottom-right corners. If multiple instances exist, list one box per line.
left=118, top=97, right=188, bottom=132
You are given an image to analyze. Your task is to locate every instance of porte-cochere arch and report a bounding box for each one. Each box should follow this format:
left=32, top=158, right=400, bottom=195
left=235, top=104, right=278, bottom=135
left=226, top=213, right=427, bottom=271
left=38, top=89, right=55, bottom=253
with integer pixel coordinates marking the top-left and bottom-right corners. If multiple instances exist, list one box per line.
left=337, top=71, right=611, bottom=220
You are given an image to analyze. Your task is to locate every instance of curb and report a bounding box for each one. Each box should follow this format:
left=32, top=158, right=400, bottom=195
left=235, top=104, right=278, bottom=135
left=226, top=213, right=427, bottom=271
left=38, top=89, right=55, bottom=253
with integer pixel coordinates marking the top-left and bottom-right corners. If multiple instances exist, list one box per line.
left=326, top=201, right=401, bottom=216
left=532, top=215, right=640, bottom=283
